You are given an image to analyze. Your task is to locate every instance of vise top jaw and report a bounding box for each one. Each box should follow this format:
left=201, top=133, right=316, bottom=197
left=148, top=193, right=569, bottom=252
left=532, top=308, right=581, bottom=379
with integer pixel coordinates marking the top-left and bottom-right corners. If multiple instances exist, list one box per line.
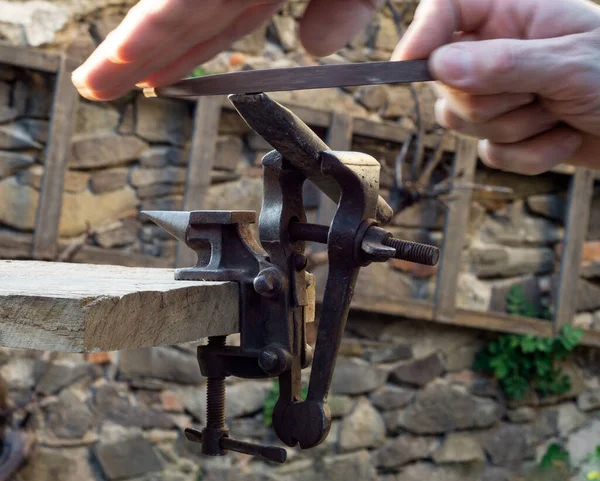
left=228, top=93, right=393, bottom=226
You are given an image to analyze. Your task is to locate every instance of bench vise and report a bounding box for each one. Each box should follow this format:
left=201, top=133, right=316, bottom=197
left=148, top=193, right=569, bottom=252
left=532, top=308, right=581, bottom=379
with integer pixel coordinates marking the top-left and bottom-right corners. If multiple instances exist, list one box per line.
left=142, top=93, right=439, bottom=464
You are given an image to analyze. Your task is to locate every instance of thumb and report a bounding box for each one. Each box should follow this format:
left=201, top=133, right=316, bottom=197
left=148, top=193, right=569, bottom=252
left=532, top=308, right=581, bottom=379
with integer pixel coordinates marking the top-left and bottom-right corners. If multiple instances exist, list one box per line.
left=429, top=36, right=573, bottom=96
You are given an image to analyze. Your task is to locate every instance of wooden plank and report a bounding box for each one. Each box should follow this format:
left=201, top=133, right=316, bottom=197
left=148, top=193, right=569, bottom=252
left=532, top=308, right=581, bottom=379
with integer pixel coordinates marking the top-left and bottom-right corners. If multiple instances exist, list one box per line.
left=554, top=168, right=595, bottom=332
left=0, top=261, right=239, bottom=353
left=0, top=41, right=60, bottom=72
left=343, top=297, right=600, bottom=348
left=433, top=136, right=478, bottom=322
left=32, top=55, right=80, bottom=260
left=176, top=95, right=223, bottom=268
left=313, top=112, right=353, bottom=252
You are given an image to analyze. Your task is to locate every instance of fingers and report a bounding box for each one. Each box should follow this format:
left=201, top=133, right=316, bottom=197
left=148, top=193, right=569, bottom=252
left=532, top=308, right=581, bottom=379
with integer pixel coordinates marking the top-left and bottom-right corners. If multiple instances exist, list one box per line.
left=392, top=0, right=600, bottom=62
left=426, top=36, right=576, bottom=96
left=72, top=0, right=279, bottom=100
left=299, top=0, right=384, bottom=57
left=100, top=0, right=214, bottom=65
left=431, top=83, right=535, bottom=123
left=392, top=0, right=492, bottom=61
left=136, top=2, right=282, bottom=88
left=478, top=126, right=583, bottom=175
left=436, top=98, right=560, bottom=144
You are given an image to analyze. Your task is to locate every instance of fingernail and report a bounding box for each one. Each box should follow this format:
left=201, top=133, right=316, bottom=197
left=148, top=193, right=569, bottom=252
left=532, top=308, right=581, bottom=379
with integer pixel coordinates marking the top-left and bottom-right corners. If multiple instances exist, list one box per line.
left=431, top=45, right=473, bottom=83
left=477, top=140, right=499, bottom=169
left=434, top=98, right=450, bottom=128
left=71, top=68, right=86, bottom=88
left=74, top=85, right=100, bottom=101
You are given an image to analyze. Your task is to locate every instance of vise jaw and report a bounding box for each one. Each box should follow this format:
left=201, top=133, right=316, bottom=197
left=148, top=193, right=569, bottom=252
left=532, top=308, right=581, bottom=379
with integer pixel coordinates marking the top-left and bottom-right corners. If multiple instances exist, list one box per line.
left=142, top=93, right=438, bottom=464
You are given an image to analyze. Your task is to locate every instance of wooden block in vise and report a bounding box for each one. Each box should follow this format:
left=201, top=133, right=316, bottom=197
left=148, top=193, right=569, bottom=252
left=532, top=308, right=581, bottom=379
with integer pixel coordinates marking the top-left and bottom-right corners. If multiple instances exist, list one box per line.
left=304, top=272, right=316, bottom=325
left=0, top=261, right=239, bottom=353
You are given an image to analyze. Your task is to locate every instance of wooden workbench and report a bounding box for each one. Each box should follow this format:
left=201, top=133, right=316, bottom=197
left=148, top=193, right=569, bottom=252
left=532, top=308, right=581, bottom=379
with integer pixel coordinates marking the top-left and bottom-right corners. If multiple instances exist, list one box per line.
left=0, top=261, right=239, bottom=353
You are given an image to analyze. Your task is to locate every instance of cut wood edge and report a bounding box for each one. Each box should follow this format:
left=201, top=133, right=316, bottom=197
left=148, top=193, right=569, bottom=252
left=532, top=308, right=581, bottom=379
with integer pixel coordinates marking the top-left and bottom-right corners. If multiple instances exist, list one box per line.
left=0, top=261, right=239, bottom=353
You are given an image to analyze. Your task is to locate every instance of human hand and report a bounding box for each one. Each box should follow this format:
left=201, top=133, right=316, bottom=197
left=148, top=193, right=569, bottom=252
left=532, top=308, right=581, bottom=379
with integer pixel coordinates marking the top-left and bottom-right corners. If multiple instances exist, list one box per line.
left=71, top=0, right=382, bottom=102
left=394, top=0, right=600, bottom=174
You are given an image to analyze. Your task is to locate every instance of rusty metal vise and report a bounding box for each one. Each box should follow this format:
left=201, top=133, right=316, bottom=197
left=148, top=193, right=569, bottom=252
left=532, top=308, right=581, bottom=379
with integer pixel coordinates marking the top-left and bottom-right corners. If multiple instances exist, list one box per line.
left=142, top=93, right=439, bottom=464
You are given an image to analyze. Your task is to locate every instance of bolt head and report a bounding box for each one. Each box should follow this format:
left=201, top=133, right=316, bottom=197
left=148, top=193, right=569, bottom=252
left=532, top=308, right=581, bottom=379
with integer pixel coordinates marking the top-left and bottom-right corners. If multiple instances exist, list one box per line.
left=259, top=350, right=279, bottom=373
left=253, top=268, right=286, bottom=298
left=294, top=254, right=308, bottom=271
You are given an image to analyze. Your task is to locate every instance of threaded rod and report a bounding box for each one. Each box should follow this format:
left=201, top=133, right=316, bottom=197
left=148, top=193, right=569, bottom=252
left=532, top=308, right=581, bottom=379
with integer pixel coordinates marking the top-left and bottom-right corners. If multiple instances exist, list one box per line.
left=206, top=336, right=227, bottom=429
left=383, top=237, right=440, bottom=266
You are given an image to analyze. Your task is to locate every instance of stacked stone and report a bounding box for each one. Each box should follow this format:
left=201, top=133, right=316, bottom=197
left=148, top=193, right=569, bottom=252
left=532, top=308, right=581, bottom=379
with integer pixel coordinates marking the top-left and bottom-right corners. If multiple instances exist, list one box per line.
left=0, top=65, right=55, bottom=256
left=457, top=172, right=600, bottom=331
left=0, top=316, right=598, bottom=481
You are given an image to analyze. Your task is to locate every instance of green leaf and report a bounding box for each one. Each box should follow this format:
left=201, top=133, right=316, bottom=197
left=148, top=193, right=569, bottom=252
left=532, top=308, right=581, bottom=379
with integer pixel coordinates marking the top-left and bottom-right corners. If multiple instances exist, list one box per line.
left=536, top=337, right=554, bottom=352
left=480, top=295, right=582, bottom=401
left=190, top=66, right=209, bottom=78
left=520, top=335, right=538, bottom=353
left=262, top=381, right=279, bottom=427
left=535, top=358, right=551, bottom=377
left=490, top=357, right=509, bottom=379
left=540, top=443, right=570, bottom=470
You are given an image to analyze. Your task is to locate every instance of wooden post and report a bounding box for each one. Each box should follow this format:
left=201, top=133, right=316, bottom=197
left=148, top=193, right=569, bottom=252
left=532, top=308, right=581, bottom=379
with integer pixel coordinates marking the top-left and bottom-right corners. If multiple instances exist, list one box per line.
left=553, top=168, right=595, bottom=333
left=314, top=112, right=353, bottom=251
left=0, top=41, right=60, bottom=72
left=433, top=136, right=478, bottom=322
left=176, top=96, right=223, bottom=268
left=32, top=55, right=80, bottom=260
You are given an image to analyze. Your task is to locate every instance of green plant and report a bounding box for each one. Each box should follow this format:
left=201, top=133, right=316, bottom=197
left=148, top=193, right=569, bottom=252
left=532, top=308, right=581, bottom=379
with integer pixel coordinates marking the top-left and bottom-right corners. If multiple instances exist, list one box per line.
left=474, top=324, right=583, bottom=400
left=540, top=444, right=571, bottom=471
left=527, top=444, right=600, bottom=481
left=190, top=66, right=209, bottom=78
left=585, top=445, right=600, bottom=480
left=506, top=284, right=552, bottom=321
left=263, top=380, right=308, bottom=427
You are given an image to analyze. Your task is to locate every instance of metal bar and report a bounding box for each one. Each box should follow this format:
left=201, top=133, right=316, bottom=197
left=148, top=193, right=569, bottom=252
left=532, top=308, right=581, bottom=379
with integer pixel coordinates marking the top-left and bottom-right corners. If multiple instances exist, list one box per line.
left=433, top=136, right=478, bottom=322
left=144, top=60, right=432, bottom=98
left=176, top=95, right=223, bottom=268
left=289, top=222, right=329, bottom=244
left=554, top=167, right=595, bottom=333
left=314, top=112, right=354, bottom=251
left=32, top=55, right=80, bottom=260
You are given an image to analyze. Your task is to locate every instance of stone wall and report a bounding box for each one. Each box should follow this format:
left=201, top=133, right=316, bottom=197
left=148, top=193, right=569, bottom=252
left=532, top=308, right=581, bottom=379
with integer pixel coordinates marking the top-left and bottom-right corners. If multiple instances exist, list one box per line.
left=2, top=316, right=599, bottom=481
